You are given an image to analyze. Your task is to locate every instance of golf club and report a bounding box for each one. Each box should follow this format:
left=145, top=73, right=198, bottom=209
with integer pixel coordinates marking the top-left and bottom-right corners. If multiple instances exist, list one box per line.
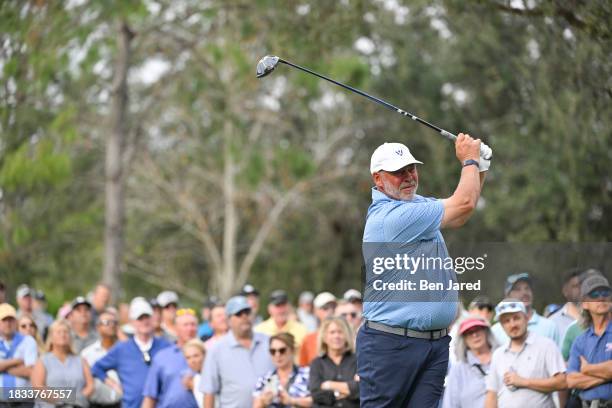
left=257, top=55, right=490, bottom=158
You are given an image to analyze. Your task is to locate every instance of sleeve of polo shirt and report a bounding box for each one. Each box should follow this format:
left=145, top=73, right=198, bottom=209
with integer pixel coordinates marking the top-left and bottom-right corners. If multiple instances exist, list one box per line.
left=382, top=199, right=444, bottom=242
left=92, top=343, right=119, bottom=381
left=567, top=334, right=585, bottom=374
left=544, top=340, right=567, bottom=376
left=17, top=336, right=38, bottom=366
left=142, top=357, right=162, bottom=399
left=200, top=347, right=220, bottom=394
left=485, top=353, right=500, bottom=392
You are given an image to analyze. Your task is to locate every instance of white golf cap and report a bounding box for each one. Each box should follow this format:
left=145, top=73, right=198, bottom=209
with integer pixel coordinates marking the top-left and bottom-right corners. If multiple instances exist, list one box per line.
left=494, top=298, right=527, bottom=321
left=313, top=292, right=337, bottom=309
left=129, top=297, right=153, bottom=320
left=370, top=142, right=423, bottom=174
left=156, top=290, right=179, bottom=308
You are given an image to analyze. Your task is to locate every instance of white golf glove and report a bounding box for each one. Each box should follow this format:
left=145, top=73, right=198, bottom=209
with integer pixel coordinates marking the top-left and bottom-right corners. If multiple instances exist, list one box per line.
left=479, top=143, right=492, bottom=172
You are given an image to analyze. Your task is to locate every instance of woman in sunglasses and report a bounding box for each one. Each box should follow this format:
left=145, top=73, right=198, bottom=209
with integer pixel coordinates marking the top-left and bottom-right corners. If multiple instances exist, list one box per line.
left=442, top=316, right=498, bottom=408
left=309, top=317, right=359, bottom=407
left=253, top=332, right=312, bottom=407
left=31, top=319, right=94, bottom=407
left=18, top=315, right=45, bottom=354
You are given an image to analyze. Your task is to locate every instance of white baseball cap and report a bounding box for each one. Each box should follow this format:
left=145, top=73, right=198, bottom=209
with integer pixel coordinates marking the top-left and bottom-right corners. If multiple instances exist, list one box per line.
left=313, top=292, right=337, bottom=309
left=129, top=297, right=153, bottom=320
left=370, top=142, right=423, bottom=174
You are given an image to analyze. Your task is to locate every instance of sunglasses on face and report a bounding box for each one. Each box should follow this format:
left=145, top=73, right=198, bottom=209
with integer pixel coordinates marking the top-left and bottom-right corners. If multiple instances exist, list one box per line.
left=588, top=289, right=612, bottom=299
left=340, top=312, right=359, bottom=319
left=234, top=309, right=251, bottom=318
left=269, top=347, right=287, bottom=356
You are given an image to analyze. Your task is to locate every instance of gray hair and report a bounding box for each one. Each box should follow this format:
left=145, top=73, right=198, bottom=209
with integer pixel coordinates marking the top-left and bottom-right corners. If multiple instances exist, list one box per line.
left=454, top=317, right=499, bottom=363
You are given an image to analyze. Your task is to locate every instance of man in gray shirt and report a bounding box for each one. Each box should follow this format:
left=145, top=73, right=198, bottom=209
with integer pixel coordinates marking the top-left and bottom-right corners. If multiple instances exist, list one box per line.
left=200, top=296, right=273, bottom=408
left=485, top=299, right=567, bottom=408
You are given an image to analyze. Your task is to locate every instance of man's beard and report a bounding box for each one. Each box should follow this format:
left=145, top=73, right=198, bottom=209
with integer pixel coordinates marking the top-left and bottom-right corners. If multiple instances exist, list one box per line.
left=382, top=179, right=418, bottom=201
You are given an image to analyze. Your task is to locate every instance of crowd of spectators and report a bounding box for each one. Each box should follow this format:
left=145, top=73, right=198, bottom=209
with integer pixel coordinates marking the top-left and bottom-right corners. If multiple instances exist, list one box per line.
left=0, top=267, right=610, bottom=407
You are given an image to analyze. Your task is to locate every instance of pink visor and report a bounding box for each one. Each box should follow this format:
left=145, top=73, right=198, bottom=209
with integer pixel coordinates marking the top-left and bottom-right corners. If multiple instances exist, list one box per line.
left=458, top=318, right=489, bottom=335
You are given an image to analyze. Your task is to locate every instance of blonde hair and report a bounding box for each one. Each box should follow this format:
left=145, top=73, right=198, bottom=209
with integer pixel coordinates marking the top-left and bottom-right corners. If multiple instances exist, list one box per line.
left=317, top=317, right=355, bottom=355
left=45, top=320, right=75, bottom=355
left=18, top=315, right=45, bottom=354
left=182, top=338, right=206, bottom=355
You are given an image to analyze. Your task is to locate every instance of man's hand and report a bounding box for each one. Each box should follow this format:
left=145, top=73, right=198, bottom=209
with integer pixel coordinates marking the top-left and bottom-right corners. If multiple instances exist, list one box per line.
left=503, top=371, right=526, bottom=388
left=479, top=142, right=492, bottom=172
left=455, top=133, right=481, bottom=164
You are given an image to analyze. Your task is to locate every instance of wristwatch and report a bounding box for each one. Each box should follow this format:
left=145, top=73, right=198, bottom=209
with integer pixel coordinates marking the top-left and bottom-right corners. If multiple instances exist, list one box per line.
left=462, top=159, right=480, bottom=168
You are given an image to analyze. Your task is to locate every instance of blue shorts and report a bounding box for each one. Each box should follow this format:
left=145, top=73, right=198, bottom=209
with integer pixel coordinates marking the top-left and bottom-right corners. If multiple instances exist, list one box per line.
left=357, top=323, right=450, bottom=408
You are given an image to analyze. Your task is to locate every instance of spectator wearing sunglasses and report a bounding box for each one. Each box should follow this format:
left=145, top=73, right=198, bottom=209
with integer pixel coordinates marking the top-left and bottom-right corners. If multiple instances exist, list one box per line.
left=442, top=317, right=498, bottom=408
left=82, top=309, right=122, bottom=408
left=142, top=308, right=199, bottom=408
left=253, top=333, right=312, bottom=407
left=18, top=315, right=44, bottom=354
left=335, top=300, right=362, bottom=335
left=566, top=273, right=612, bottom=405
left=201, top=296, right=274, bottom=408
left=491, top=273, right=560, bottom=347
left=92, top=297, right=170, bottom=408
left=299, top=293, right=337, bottom=367
left=309, top=317, right=359, bottom=408
left=485, top=299, right=567, bottom=408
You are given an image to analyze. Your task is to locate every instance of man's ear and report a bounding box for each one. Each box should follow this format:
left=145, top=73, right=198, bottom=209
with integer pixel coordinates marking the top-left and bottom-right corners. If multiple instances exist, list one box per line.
left=372, top=172, right=383, bottom=190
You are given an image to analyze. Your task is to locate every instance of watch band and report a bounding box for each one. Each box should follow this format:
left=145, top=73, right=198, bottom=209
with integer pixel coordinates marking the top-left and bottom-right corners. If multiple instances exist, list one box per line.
left=463, top=159, right=480, bottom=168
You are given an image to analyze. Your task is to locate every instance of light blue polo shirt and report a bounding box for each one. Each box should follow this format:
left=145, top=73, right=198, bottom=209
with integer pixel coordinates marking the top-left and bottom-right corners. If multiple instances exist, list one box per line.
left=200, top=331, right=274, bottom=408
left=362, top=188, right=457, bottom=331
left=142, top=344, right=198, bottom=408
left=0, top=333, right=38, bottom=391
left=567, top=320, right=612, bottom=401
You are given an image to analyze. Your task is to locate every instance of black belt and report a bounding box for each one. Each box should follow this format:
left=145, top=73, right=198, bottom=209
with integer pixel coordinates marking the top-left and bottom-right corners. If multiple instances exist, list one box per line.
left=366, top=320, right=448, bottom=339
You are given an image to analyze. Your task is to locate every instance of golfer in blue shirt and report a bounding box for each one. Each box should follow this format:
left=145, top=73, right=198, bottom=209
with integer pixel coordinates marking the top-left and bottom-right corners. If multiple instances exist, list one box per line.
left=359, top=134, right=491, bottom=407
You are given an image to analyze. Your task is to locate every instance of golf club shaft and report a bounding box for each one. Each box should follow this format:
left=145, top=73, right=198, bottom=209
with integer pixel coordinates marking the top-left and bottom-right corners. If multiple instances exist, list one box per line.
left=279, top=58, right=458, bottom=142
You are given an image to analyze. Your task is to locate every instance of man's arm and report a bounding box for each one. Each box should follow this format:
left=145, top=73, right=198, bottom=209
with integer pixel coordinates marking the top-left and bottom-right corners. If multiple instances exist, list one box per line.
left=581, top=358, right=612, bottom=380
left=484, top=391, right=497, bottom=408
left=519, top=372, right=567, bottom=393
left=567, top=372, right=606, bottom=389
left=6, top=363, right=32, bottom=379
left=204, top=394, right=215, bottom=408
left=441, top=133, right=483, bottom=229
left=141, top=396, right=157, bottom=408
left=0, top=358, right=22, bottom=372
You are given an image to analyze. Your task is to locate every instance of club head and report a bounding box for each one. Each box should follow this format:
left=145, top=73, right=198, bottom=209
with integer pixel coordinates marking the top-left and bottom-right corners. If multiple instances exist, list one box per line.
left=256, top=55, right=280, bottom=78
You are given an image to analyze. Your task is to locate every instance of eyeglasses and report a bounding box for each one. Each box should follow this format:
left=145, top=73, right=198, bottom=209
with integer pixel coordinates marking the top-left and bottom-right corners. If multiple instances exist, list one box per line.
left=269, top=347, right=287, bottom=356
left=99, top=319, right=118, bottom=327
left=340, top=312, right=359, bottom=319
left=176, top=308, right=196, bottom=316
left=143, top=350, right=151, bottom=365
left=588, top=289, right=612, bottom=299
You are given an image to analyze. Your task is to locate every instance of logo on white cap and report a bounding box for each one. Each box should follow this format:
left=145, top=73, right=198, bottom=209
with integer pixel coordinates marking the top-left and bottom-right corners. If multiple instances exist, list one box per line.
left=370, top=143, right=423, bottom=174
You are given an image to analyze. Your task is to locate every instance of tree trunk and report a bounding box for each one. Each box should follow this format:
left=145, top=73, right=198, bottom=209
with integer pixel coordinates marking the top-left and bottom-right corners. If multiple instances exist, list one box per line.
left=103, top=21, right=133, bottom=299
